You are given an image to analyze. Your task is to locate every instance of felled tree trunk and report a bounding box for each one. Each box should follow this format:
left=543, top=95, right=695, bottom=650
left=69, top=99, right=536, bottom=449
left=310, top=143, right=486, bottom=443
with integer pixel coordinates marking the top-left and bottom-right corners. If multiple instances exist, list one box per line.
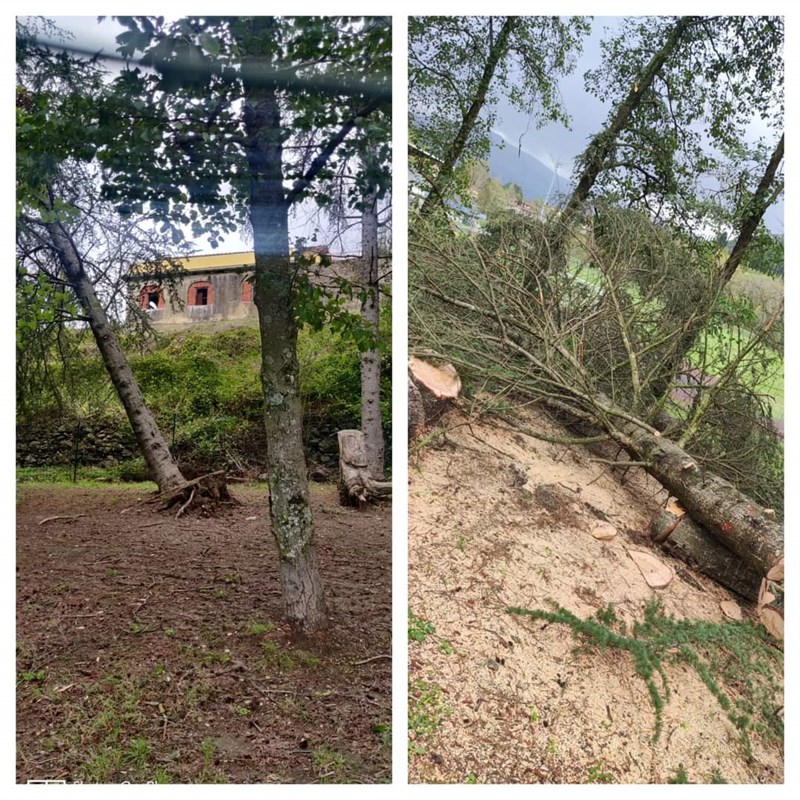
left=616, top=419, right=783, bottom=580
left=337, top=430, right=392, bottom=508
left=650, top=509, right=763, bottom=601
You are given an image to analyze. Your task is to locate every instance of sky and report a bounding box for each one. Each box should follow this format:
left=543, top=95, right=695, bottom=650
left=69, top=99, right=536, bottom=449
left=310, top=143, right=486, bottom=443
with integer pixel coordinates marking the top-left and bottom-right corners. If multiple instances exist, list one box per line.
left=489, top=17, right=784, bottom=234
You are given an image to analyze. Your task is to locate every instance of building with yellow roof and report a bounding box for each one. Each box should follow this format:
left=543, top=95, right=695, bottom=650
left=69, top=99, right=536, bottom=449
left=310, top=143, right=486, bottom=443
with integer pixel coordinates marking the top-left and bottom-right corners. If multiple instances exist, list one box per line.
left=128, top=248, right=384, bottom=329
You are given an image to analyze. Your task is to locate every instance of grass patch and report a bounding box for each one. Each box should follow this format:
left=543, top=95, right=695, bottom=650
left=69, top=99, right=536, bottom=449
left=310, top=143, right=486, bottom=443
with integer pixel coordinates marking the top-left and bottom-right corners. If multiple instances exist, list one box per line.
left=258, top=641, right=320, bottom=672
left=311, top=745, right=357, bottom=784
left=508, top=599, right=783, bottom=750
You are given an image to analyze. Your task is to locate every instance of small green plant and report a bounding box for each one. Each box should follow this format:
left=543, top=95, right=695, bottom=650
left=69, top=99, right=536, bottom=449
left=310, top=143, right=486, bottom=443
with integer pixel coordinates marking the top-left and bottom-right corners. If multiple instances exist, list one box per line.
left=312, top=745, right=350, bottom=783
left=408, top=680, right=451, bottom=755
left=164, top=627, right=175, bottom=638
left=212, top=588, right=228, bottom=600
left=372, top=722, right=391, bottom=748
left=668, top=764, right=689, bottom=784
left=124, top=737, right=151, bottom=769
left=465, top=771, right=478, bottom=783
left=19, top=670, right=46, bottom=683
left=200, top=736, right=216, bottom=767
left=508, top=598, right=783, bottom=747
left=456, top=535, right=467, bottom=551
left=234, top=705, right=251, bottom=717
left=408, top=609, right=436, bottom=642
left=587, top=762, right=614, bottom=783
left=529, top=706, right=540, bottom=724
left=202, top=649, right=231, bottom=666
left=295, top=650, right=321, bottom=669
left=129, top=622, right=145, bottom=634
left=153, top=766, right=172, bottom=784
left=439, top=639, right=455, bottom=655
left=261, top=641, right=295, bottom=670
left=106, top=567, right=118, bottom=578
left=710, top=768, right=728, bottom=784
left=546, top=737, right=558, bottom=755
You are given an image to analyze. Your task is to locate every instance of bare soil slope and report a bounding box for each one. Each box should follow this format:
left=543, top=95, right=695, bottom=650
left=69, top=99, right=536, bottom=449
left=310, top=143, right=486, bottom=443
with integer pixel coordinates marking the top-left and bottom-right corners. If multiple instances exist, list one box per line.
left=408, top=408, right=782, bottom=784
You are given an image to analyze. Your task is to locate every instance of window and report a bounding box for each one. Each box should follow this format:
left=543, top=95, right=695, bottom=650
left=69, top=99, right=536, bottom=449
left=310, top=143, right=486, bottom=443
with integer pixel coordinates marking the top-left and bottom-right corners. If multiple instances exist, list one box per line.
left=187, top=281, right=214, bottom=307
left=242, top=277, right=253, bottom=302
left=139, top=286, right=163, bottom=310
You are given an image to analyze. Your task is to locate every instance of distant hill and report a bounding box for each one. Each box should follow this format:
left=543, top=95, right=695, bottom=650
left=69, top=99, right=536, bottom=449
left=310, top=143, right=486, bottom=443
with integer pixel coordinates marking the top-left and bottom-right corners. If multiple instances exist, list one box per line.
left=488, top=131, right=573, bottom=203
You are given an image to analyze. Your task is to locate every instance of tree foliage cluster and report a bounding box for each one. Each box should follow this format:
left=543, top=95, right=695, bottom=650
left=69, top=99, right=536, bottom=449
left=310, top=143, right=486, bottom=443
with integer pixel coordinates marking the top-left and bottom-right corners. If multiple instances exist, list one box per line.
left=17, top=322, right=392, bottom=475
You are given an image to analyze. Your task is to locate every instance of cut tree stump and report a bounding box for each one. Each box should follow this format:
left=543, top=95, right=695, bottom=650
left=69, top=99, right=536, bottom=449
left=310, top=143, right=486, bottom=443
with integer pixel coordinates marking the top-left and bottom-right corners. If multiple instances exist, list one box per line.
left=650, top=508, right=763, bottom=602
left=337, top=430, right=392, bottom=508
left=408, top=356, right=461, bottom=439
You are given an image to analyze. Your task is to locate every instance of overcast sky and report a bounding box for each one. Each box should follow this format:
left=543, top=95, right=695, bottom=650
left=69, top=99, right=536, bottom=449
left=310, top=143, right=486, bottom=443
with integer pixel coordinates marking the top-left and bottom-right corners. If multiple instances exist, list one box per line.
left=490, top=17, right=783, bottom=233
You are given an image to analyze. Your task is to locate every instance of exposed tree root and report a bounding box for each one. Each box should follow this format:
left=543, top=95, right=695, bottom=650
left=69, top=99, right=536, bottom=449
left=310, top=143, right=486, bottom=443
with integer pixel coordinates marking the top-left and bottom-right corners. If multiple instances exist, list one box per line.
left=147, top=471, right=240, bottom=516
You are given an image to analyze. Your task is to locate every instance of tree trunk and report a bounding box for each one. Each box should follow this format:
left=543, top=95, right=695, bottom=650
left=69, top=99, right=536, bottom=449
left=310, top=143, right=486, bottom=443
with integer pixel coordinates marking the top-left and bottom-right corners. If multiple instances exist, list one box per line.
left=562, top=16, right=698, bottom=222
left=648, top=133, right=784, bottom=402
left=650, top=509, right=763, bottom=601
left=360, top=190, right=384, bottom=479
left=615, top=418, right=783, bottom=579
left=43, top=221, right=185, bottom=492
left=420, top=16, right=519, bottom=215
left=242, top=32, right=327, bottom=631
left=338, top=429, right=392, bottom=507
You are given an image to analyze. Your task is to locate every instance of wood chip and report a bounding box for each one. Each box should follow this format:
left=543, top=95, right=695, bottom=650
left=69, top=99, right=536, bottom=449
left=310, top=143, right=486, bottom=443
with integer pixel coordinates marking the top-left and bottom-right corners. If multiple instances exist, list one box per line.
left=628, top=549, right=673, bottom=589
left=720, top=600, right=742, bottom=621
left=766, top=557, right=784, bottom=582
left=665, top=497, right=686, bottom=517
left=590, top=521, right=617, bottom=541
left=759, top=606, right=783, bottom=640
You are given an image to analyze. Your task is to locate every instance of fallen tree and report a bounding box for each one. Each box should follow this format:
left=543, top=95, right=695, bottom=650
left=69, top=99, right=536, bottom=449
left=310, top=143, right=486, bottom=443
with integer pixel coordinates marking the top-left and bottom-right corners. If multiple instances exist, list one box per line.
left=410, top=209, right=783, bottom=593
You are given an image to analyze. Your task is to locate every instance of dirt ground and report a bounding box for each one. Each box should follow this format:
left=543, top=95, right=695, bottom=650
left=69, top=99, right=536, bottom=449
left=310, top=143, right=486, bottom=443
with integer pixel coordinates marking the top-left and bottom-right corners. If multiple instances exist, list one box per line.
left=408, top=407, right=783, bottom=785
left=16, top=483, right=391, bottom=784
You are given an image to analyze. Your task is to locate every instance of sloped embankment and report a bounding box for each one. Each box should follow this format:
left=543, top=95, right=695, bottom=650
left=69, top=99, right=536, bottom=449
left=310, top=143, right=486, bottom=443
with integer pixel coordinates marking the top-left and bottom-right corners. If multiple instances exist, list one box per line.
left=408, top=407, right=783, bottom=784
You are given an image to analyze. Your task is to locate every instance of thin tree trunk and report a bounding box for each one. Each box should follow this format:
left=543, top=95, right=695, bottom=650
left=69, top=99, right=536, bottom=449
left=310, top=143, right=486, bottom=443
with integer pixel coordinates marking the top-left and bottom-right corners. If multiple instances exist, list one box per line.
left=242, top=28, right=327, bottom=631
left=360, top=190, right=384, bottom=479
left=420, top=16, right=519, bottom=215
left=562, top=16, right=698, bottom=222
left=648, top=133, right=784, bottom=403
left=43, top=221, right=185, bottom=492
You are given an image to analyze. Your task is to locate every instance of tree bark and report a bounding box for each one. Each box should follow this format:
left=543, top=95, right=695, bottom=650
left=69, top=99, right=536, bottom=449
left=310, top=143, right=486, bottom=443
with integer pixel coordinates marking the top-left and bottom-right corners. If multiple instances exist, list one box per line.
left=360, top=190, right=384, bottom=479
left=420, top=16, right=519, bottom=215
left=650, top=509, right=763, bottom=601
left=338, top=429, right=392, bottom=507
left=43, top=221, right=185, bottom=493
left=243, top=23, right=327, bottom=631
left=614, top=417, right=783, bottom=579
